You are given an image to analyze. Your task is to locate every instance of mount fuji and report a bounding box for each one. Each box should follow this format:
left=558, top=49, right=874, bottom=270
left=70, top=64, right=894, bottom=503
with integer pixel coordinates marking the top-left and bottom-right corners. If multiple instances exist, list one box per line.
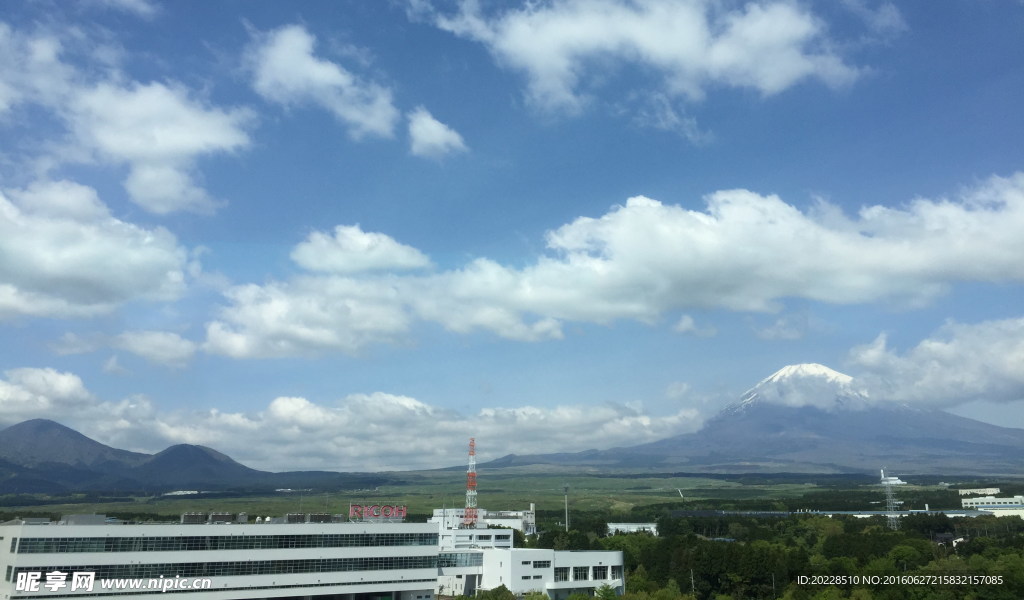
left=486, top=364, right=1024, bottom=474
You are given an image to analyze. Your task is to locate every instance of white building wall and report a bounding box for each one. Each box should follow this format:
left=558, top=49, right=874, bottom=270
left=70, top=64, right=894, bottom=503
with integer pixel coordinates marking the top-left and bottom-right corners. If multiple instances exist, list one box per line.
left=606, top=523, right=658, bottom=536
left=959, top=488, right=1001, bottom=496
left=0, top=520, right=439, bottom=600
left=480, top=549, right=623, bottom=599
left=962, top=495, right=1024, bottom=509
left=430, top=507, right=536, bottom=535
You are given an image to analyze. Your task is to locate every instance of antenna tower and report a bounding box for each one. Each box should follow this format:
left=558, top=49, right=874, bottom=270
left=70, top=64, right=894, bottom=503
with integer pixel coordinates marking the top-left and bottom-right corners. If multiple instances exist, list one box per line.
left=463, top=438, right=478, bottom=527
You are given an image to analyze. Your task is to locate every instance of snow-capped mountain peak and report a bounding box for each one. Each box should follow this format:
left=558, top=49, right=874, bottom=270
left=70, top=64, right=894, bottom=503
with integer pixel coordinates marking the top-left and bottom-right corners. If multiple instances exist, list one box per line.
left=725, top=363, right=866, bottom=415
left=761, top=363, right=853, bottom=386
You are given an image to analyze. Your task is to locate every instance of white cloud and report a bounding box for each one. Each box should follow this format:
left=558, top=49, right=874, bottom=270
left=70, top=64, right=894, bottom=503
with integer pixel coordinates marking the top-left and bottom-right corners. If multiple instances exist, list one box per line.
left=115, top=330, right=197, bottom=368
left=754, top=315, right=806, bottom=340
left=407, top=106, right=468, bottom=158
left=426, top=0, right=861, bottom=114
left=665, top=381, right=691, bottom=399
left=248, top=24, right=399, bottom=139
left=68, top=82, right=252, bottom=214
left=0, top=181, right=189, bottom=319
left=1, top=22, right=252, bottom=214
left=0, top=23, right=75, bottom=115
left=205, top=172, right=1024, bottom=357
left=103, top=355, right=128, bottom=374
left=629, top=93, right=709, bottom=143
left=841, top=0, right=906, bottom=37
left=204, top=277, right=412, bottom=358
left=291, top=225, right=432, bottom=273
left=0, top=368, right=93, bottom=422
left=0, top=366, right=700, bottom=470
left=84, top=0, right=160, bottom=19
left=849, top=318, right=1024, bottom=407
left=673, top=315, right=715, bottom=337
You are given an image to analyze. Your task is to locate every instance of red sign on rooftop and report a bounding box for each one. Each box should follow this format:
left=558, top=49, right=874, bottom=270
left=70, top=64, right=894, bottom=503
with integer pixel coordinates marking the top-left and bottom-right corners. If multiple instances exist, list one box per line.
left=349, top=504, right=407, bottom=521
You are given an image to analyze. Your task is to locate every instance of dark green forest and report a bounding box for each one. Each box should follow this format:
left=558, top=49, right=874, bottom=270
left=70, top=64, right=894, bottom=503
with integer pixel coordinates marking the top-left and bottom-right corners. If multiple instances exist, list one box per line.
left=527, top=510, right=1024, bottom=600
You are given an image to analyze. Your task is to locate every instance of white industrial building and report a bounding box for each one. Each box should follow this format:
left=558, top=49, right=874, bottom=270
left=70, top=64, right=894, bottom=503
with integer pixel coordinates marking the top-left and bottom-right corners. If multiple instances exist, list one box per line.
left=958, top=488, right=1001, bottom=496
left=1, top=511, right=621, bottom=600
left=429, top=506, right=537, bottom=536
left=961, top=495, right=1024, bottom=509
left=480, top=548, right=623, bottom=600
left=606, top=523, right=657, bottom=536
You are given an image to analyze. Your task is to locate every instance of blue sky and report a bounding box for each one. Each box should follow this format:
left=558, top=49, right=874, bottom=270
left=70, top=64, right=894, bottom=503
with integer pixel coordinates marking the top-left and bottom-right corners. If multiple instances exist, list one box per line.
left=1, top=0, right=1023, bottom=471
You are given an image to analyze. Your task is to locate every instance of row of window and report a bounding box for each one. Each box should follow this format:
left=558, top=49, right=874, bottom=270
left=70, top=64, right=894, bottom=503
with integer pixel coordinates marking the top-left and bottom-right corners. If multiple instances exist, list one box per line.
left=552, top=566, right=622, bottom=582
left=438, top=553, right=484, bottom=568
left=13, top=556, right=438, bottom=580
left=15, top=533, right=438, bottom=554
left=7, top=577, right=436, bottom=600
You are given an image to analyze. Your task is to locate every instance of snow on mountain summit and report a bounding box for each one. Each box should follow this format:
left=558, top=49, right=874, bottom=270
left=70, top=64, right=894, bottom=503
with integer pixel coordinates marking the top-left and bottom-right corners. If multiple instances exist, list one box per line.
left=726, top=363, right=867, bottom=414
left=762, top=363, right=853, bottom=386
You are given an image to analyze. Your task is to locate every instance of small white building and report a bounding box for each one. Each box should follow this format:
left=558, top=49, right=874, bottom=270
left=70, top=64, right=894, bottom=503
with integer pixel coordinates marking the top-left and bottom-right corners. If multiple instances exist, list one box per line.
left=958, top=488, right=1001, bottom=496
left=430, top=506, right=537, bottom=535
left=961, top=495, right=1024, bottom=509
left=606, top=523, right=658, bottom=536
left=480, top=548, right=623, bottom=600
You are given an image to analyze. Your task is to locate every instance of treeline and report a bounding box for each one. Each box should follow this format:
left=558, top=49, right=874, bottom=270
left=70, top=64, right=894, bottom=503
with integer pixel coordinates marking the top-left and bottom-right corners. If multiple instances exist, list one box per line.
left=532, top=511, right=1024, bottom=600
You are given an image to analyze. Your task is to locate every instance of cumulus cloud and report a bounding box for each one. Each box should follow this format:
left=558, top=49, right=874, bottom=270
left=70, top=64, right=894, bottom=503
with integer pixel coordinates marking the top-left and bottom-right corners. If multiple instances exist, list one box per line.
left=69, top=82, right=252, bottom=214
left=205, top=172, right=1024, bottom=357
left=0, top=368, right=93, bottom=422
left=423, top=0, right=862, bottom=114
left=0, top=181, right=189, bottom=319
left=1, top=367, right=700, bottom=470
left=204, top=277, right=412, bottom=358
left=849, top=318, right=1024, bottom=407
left=248, top=24, right=399, bottom=139
left=407, top=106, right=468, bottom=158
left=1, top=22, right=253, bottom=214
left=291, top=225, right=432, bottom=273
left=0, top=23, right=75, bottom=114
left=115, top=330, right=197, bottom=368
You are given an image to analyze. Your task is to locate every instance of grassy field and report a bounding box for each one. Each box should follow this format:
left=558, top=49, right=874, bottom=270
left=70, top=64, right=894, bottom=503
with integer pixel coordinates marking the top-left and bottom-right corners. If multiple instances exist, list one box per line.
left=0, top=469, right=884, bottom=522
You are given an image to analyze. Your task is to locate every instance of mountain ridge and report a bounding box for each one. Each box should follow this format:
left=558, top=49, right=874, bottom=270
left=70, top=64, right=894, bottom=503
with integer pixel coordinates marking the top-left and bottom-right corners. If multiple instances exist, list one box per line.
left=2, top=364, right=1022, bottom=488
left=484, top=363, right=1024, bottom=475
left=0, top=419, right=389, bottom=494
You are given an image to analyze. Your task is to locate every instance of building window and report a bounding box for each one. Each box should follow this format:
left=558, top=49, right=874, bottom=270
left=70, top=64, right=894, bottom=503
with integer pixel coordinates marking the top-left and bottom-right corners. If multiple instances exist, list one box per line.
left=533, top=561, right=551, bottom=568
left=611, top=566, right=623, bottom=580
left=593, top=566, right=608, bottom=580
left=523, top=561, right=532, bottom=565
left=573, top=567, right=589, bottom=580
left=554, top=568, right=569, bottom=582
left=523, top=576, right=531, bottom=580
left=533, top=575, right=542, bottom=579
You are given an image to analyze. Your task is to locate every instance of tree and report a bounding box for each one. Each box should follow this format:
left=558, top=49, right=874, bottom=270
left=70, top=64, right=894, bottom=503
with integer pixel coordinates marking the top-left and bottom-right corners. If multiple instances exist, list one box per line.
left=596, top=583, right=618, bottom=600
left=477, top=585, right=516, bottom=600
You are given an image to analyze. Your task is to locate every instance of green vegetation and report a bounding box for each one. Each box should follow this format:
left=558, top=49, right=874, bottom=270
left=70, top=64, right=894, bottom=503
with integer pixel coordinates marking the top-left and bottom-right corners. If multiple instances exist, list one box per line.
left=5, top=471, right=1024, bottom=600
left=533, top=513, right=1024, bottom=600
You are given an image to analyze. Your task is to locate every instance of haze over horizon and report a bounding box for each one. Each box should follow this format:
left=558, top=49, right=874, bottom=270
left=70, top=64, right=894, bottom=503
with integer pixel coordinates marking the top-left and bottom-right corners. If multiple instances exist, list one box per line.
left=1, top=1, right=1023, bottom=472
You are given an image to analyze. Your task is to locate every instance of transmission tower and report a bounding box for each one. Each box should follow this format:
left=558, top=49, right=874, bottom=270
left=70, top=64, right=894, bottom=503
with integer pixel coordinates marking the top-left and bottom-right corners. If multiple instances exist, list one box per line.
left=881, top=469, right=901, bottom=531
left=463, top=438, right=478, bottom=527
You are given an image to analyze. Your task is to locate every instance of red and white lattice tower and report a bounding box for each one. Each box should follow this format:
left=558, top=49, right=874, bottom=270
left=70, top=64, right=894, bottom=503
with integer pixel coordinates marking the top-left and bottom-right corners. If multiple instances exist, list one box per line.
left=463, top=438, right=478, bottom=527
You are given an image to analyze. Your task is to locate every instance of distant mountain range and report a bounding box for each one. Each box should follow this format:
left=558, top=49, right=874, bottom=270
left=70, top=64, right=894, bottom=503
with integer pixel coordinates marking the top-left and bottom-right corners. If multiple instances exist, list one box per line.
left=483, top=364, right=1024, bottom=475
left=3, top=364, right=1022, bottom=493
left=0, top=419, right=388, bottom=494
